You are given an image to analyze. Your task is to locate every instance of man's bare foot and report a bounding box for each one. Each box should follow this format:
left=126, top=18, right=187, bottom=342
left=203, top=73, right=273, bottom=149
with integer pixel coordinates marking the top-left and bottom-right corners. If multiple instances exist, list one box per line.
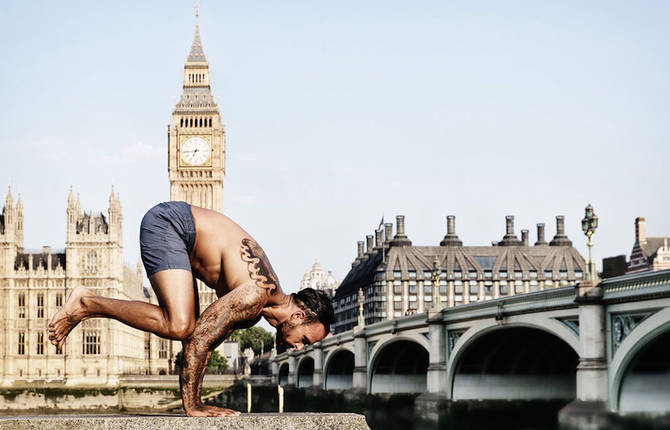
left=48, top=285, right=96, bottom=351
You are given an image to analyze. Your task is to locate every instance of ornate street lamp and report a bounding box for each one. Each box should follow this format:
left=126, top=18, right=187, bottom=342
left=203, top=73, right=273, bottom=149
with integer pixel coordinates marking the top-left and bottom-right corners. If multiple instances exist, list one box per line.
left=431, top=257, right=441, bottom=310
left=581, top=203, right=599, bottom=281
left=357, top=288, right=365, bottom=327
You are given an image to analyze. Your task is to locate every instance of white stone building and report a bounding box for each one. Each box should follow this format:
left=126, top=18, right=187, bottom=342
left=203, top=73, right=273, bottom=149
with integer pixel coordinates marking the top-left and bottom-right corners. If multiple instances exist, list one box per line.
left=300, top=260, right=340, bottom=298
left=0, top=188, right=172, bottom=386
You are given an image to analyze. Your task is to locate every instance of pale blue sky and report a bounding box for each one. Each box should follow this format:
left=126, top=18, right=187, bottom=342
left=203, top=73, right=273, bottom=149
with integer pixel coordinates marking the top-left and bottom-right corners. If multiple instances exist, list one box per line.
left=1, top=1, right=668, bottom=295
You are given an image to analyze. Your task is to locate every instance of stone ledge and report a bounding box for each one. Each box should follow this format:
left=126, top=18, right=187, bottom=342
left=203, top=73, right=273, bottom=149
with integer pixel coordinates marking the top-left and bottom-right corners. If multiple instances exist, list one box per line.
left=0, top=413, right=370, bottom=430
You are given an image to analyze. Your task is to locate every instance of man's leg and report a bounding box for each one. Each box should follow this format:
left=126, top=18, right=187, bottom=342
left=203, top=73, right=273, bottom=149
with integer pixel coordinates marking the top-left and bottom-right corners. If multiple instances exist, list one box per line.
left=48, top=269, right=196, bottom=350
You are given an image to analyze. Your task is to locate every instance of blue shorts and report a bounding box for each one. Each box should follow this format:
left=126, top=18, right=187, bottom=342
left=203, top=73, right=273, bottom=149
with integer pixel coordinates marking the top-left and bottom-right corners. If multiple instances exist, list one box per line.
left=140, top=202, right=196, bottom=278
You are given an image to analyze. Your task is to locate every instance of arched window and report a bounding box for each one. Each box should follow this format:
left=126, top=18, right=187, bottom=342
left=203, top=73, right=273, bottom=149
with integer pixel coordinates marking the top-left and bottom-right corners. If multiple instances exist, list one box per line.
left=199, top=117, right=203, bottom=127
left=180, top=118, right=183, bottom=127
left=189, top=118, right=193, bottom=127
left=209, top=117, right=212, bottom=127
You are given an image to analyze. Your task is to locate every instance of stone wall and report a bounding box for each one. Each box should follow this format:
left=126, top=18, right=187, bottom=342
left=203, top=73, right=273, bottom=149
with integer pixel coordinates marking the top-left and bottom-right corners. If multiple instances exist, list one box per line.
left=0, top=375, right=236, bottom=412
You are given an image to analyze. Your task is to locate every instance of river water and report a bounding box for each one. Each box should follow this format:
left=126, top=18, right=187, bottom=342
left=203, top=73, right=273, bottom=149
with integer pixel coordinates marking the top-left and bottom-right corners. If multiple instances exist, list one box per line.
left=214, top=385, right=566, bottom=430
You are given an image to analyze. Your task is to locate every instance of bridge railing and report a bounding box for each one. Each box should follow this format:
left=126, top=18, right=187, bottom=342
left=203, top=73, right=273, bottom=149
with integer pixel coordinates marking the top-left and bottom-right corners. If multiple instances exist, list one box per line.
left=602, top=269, right=670, bottom=299
left=273, top=312, right=428, bottom=364
left=440, top=285, right=577, bottom=323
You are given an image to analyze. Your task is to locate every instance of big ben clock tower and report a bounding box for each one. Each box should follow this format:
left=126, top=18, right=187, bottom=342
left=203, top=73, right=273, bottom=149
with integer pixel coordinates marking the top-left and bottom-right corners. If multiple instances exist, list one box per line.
left=168, top=6, right=225, bottom=212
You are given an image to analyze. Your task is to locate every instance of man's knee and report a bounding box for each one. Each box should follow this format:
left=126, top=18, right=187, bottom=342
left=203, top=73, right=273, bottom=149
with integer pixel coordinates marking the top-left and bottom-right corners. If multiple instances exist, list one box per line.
left=167, top=319, right=195, bottom=340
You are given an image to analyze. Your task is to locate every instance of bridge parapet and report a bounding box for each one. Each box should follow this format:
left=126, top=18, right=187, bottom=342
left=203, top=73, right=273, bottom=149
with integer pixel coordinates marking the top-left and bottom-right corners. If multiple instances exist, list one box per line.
left=440, top=285, right=576, bottom=323
left=602, top=269, right=670, bottom=300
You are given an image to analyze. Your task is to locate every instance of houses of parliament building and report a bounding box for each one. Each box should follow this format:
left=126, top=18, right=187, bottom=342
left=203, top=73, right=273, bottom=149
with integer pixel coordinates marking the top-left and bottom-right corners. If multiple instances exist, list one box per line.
left=0, top=8, right=226, bottom=386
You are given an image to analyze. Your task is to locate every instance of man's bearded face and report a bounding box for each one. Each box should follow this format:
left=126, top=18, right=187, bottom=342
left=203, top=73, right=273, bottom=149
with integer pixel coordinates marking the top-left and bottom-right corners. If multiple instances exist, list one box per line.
left=275, top=318, right=301, bottom=350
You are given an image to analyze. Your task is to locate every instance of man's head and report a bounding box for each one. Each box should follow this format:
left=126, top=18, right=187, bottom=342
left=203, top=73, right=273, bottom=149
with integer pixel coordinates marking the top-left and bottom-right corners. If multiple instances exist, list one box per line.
left=276, top=288, right=334, bottom=351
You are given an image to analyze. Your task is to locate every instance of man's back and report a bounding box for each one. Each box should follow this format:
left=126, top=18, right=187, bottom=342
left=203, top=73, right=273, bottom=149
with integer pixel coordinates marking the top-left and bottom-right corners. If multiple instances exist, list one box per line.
left=190, top=205, right=283, bottom=299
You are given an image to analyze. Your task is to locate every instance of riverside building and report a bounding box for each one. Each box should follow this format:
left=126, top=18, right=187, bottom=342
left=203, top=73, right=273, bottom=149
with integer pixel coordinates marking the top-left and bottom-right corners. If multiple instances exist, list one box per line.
left=626, top=217, right=670, bottom=274
left=0, top=6, right=227, bottom=385
left=0, top=188, right=172, bottom=385
left=332, top=215, right=587, bottom=334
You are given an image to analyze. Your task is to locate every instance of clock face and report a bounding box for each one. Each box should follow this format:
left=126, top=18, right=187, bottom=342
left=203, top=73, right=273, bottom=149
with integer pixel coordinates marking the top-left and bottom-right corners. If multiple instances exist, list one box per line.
left=180, top=137, right=211, bottom=166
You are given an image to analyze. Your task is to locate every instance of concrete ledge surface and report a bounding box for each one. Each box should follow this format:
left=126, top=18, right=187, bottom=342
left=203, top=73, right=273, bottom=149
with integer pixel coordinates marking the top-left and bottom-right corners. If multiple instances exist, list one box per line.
left=0, top=413, right=370, bottom=430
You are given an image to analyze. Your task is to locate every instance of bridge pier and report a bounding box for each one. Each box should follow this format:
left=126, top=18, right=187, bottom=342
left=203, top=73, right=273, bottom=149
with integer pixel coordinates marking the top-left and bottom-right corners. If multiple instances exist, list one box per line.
left=560, top=280, right=614, bottom=429
left=271, top=359, right=279, bottom=385
left=313, top=344, right=324, bottom=388
left=288, top=351, right=297, bottom=386
left=353, top=326, right=367, bottom=391
left=415, top=310, right=449, bottom=423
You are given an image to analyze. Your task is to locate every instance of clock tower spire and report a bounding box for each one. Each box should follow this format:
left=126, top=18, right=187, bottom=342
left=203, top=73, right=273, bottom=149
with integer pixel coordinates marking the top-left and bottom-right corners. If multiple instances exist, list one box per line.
left=168, top=3, right=225, bottom=212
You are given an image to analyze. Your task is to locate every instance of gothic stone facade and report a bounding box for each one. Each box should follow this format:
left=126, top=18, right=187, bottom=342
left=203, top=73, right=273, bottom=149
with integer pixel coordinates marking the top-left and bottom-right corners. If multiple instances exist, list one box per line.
left=0, top=189, right=171, bottom=386
left=333, top=214, right=587, bottom=333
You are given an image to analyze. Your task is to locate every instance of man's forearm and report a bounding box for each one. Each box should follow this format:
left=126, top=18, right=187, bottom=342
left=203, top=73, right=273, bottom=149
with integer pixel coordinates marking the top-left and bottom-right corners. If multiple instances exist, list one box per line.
left=178, top=283, right=265, bottom=414
left=180, top=338, right=210, bottom=411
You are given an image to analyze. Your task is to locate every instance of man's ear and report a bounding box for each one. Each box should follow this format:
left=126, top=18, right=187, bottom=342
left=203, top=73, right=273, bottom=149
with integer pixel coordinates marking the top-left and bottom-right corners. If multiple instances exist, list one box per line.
left=290, top=310, right=306, bottom=321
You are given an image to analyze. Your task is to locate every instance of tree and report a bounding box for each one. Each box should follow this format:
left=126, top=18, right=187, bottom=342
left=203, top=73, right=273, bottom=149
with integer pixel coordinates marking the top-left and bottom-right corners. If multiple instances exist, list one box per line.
left=229, top=327, right=274, bottom=356
left=174, top=350, right=229, bottom=373
left=207, top=350, right=229, bottom=372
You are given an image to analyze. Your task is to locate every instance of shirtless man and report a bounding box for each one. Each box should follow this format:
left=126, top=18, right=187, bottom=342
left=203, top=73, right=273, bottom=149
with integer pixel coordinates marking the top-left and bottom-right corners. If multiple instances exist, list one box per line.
left=48, top=201, right=334, bottom=417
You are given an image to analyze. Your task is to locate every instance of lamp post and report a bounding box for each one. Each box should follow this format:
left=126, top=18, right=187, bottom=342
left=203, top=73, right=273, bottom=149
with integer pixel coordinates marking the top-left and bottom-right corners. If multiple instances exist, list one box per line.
left=581, top=203, right=599, bottom=281
left=431, top=257, right=441, bottom=310
left=357, top=288, right=365, bottom=327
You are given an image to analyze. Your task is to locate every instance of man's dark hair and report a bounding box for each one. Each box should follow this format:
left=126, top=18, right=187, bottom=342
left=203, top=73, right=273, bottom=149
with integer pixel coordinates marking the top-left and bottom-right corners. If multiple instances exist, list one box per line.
left=292, top=288, right=335, bottom=335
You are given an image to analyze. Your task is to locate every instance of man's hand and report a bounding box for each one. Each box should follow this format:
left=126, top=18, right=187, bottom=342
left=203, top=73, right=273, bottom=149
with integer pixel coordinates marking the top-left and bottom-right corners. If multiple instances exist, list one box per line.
left=179, top=283, right=266, bottom=415
left=186, top=405, right=241, bottom=417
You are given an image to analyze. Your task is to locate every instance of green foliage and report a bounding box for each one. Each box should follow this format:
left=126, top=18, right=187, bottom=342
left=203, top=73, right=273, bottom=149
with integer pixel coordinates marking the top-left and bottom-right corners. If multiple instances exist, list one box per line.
left=229, top=326, right=274, bottom=356
left=174, top=350, right=228, bottom=372
left=207, top=350, right=228, bottom=372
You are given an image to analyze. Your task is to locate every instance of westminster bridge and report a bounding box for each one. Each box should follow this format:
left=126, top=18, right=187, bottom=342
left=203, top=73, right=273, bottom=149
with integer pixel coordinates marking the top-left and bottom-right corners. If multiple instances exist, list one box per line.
left=273, top=269, right=670, bottom=417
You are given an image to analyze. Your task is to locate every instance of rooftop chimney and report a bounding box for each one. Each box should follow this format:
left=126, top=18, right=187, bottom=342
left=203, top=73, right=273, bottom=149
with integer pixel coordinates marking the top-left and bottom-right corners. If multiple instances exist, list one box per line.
left=440, top=215, right=463, bottom=246
left=389, top=215, right=412, bottom=247
left=521, top=229, right=529, bottom=246
left=549, top=215, right=572, bottom=246
left=499, top=215, right=522, bottom=246
left=535, top=223, right=547, bottom=246
left=352, top=241, right=365, bottom=267
left=384, top=223, right=393, bottom=244
left=374, top=229, right=383, bottom=250
left=635, top=217, right=646, bottom=244
left=366, top=235, right=375, bottom=255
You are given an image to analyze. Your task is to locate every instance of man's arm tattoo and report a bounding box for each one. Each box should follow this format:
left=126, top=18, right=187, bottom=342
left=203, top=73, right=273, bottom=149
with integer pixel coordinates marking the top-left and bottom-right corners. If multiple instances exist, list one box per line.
left=240, top=238, right=280, bottom=294
left=179, top=284, right=264, bottom=413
